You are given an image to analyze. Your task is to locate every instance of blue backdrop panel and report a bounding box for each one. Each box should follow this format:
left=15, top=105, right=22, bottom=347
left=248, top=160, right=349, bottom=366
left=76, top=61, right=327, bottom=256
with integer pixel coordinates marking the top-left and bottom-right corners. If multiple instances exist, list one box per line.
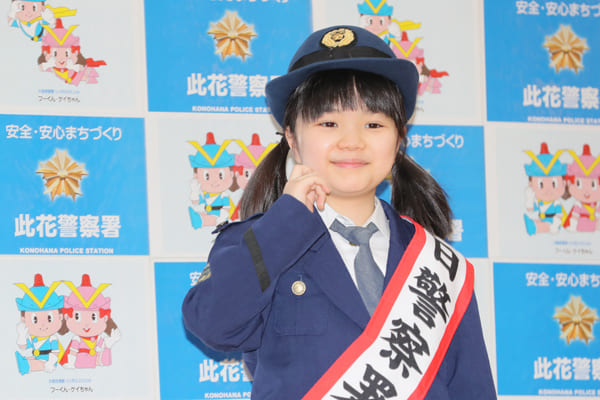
left=495, top=262, right=600, bottom=397
left=406, top=125, right=487, bottom=257
left=0, top=114, right=148, bottom=255
left=145, top=0, right=311, bottom=114
left=155, top=262, right=252, bottom=400
left=485, top=0, right=600, bottom=125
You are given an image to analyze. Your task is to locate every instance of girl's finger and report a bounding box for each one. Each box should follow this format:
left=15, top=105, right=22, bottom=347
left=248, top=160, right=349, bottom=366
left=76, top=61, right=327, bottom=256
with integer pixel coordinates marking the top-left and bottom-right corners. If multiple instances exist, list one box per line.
left=288, top=164, right=314, bottom=180
left=305, top=188, right=317, bottom=212
left=283, top=164, right=331, bottom=212
left=313, top=183, right=329, bottom=211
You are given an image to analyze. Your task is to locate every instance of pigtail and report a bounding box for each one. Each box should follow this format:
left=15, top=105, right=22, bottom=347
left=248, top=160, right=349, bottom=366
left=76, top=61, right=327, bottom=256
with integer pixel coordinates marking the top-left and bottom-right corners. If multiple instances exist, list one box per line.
left=391, top=152, right=453, bottom=238
left=239, top=136, right=289, bottom=219
left=105, top=318, right=118, bottom=335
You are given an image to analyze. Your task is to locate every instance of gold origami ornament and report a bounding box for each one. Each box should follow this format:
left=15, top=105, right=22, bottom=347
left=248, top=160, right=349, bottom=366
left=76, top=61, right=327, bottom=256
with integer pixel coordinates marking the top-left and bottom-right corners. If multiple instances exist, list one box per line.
left=553, top=295, right=599, bottom=345
left=207, top=11, right=257, bottom=61
left=36, top=149, right=88, bottom=200
left=543, top=25, right=589, bottom=73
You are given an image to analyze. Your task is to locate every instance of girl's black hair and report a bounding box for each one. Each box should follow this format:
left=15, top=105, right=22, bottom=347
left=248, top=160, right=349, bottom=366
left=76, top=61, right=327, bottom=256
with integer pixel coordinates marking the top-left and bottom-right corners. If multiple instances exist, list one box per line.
left=240, top=70, right=452, bottom=238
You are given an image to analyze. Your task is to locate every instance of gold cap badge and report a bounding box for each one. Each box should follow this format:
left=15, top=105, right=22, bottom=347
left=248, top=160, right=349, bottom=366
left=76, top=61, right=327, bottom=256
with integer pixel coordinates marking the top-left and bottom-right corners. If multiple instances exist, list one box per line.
left=321, top=28, right=356, bottom=49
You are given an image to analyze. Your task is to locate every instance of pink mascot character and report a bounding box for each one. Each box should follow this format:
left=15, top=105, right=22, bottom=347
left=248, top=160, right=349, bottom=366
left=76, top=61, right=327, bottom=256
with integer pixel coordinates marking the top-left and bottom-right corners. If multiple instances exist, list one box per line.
left=230, top=133, right=275, bottom=220
left=38, top=19, right=105, bottom=85
left=565, top=144, right=600, bottom=232
left=62, top=274, right=120, bottom=368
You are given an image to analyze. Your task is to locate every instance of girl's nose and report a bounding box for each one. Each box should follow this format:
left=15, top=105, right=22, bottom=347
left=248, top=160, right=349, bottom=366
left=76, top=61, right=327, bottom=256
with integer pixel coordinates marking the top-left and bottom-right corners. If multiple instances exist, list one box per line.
left=337, top=127, right=364, bottom=149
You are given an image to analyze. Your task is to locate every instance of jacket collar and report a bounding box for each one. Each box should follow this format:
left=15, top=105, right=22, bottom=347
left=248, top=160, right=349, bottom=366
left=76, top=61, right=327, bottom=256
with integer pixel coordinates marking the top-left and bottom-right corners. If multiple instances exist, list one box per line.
left=302, top=200, right=415, bottom=329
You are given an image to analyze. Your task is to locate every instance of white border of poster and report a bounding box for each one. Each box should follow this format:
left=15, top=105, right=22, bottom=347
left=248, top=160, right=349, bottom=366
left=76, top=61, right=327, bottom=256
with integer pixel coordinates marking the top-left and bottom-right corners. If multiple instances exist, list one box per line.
left=489, top=122, right=600, bottom=259
left=0, top=0, right=146, bottom=116
left=0, top=256, right=156, bottom=399
left=147, top=113, right=280, bottom=256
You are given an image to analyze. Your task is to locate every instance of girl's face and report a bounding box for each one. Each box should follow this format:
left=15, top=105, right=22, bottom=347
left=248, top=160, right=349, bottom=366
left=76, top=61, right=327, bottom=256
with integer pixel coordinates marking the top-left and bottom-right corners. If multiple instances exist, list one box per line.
left=47, top=47, right=78, bottom=68
left=65, top=310, right=107, bottom=337
left=287, top=108, right=400, bottom=203
left=235, top=167, right=254, bottom=189
left=568, top=176, right=600, bottom=203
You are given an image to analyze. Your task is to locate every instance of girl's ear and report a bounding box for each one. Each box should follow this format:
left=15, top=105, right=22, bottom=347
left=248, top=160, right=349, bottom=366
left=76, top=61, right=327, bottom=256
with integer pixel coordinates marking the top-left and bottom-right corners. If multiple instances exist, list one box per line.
left=396, top=126, right=407, bottom=154
left=285, top=127, right=302, bottom=163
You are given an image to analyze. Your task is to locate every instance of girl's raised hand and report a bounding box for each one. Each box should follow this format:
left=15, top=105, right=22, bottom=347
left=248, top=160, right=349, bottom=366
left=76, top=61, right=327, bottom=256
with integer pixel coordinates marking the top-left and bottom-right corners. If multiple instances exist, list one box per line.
left=283, top=164, right=330, bottom=212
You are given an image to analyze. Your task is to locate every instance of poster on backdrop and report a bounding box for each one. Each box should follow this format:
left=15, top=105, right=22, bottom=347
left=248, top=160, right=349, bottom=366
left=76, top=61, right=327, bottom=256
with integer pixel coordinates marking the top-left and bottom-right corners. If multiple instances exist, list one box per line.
left=152, top=114, right=279, bottom=255
left=152, top=119, right=486, bottom=257
left=0, top=114, right=149, bottom=255
left=144, top=0, right=312, bottom=114
left=493, top=124, right=600, bottom=259
left=494, top=262, right=600, bottom=397
left=0, top=0, right=143, bottom=114
left=155, top=262, right=252, bottom=400
left=0, top=258, right=154, bottom=399
left=312, top=0, right=484, bottom=123
left=400, top=125, right=487, bottom=258
left=485, top=0, right=600, bottom=125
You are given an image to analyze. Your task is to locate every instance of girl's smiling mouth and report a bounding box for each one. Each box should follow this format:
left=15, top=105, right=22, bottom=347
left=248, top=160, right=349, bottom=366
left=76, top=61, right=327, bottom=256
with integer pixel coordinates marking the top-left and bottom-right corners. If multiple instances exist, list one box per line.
left=332, top=159, right=368, bottom=168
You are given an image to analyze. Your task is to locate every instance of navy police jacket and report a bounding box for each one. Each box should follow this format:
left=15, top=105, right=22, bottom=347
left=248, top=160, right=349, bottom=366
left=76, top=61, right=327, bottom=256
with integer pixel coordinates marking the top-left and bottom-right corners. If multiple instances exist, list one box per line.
left=182, top=195, right=497, bottom=400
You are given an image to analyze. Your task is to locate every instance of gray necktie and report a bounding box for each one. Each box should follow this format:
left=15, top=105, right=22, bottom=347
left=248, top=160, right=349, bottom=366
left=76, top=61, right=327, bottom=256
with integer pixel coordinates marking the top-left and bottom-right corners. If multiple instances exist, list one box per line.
left=330, top=220, right=384, bottom=315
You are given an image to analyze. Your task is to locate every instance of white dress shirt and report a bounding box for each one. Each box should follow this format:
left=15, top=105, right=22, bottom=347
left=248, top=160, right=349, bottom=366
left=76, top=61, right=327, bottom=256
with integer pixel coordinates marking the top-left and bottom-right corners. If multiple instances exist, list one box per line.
left=317, top=198, right=390, bottom=285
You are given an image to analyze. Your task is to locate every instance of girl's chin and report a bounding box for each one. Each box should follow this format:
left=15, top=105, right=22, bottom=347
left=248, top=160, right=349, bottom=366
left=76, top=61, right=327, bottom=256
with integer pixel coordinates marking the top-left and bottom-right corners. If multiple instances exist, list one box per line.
left=328, top=188, right=377, bottom=200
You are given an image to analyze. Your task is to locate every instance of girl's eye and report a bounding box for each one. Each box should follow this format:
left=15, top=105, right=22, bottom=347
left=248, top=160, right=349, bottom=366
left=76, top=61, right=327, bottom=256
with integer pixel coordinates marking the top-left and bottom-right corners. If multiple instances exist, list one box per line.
left=319, top=121, right=337, bottom=128
left=91, top=312, right=98, bottom=322
left=592, top=180, right=598, bottom=190
left=366, top=123, right=383, bottom=129
left=74, top=312, right=81, bottom=321
left=244, top=169, right=252, bottom=179
left=576, top=178, right=582, bottom=189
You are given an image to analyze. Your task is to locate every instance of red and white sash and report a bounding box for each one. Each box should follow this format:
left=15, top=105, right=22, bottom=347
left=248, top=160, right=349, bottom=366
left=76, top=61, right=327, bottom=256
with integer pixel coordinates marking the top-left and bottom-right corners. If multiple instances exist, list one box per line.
left=303, top=218, right=474, bottom=400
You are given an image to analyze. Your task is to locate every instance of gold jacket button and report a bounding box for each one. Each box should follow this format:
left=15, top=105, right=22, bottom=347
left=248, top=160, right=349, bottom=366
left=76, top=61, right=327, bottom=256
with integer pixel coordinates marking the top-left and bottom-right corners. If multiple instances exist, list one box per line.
left=291, top=280, right=306, bottom=296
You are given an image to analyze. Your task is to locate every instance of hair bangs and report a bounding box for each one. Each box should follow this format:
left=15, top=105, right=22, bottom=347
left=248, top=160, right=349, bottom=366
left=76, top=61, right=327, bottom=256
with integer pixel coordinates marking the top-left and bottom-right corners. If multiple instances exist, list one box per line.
left=283, top=70, right=407, bottom=133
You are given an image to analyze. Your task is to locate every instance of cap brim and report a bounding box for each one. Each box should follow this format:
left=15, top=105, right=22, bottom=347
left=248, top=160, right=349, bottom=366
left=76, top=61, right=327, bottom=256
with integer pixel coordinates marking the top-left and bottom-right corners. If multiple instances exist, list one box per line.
left=266, top=57, right=419, bottom=128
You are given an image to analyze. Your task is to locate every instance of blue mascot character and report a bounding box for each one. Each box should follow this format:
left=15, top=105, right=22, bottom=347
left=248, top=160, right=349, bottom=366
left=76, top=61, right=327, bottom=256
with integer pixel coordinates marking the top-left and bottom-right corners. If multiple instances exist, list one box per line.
left=188, top=132, right=237, bottom=229
left=15, top=274, right=67, bottom=374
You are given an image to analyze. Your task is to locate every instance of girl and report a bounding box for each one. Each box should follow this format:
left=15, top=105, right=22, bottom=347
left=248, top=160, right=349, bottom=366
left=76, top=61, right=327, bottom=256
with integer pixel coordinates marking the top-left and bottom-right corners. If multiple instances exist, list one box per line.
left=38, top=19, right=105, bottom=85
left=182, top=25, right=496, bottom=400
left=564, top=144, right=600, bottom=232
left=62, top=274, right=120, bottom=368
